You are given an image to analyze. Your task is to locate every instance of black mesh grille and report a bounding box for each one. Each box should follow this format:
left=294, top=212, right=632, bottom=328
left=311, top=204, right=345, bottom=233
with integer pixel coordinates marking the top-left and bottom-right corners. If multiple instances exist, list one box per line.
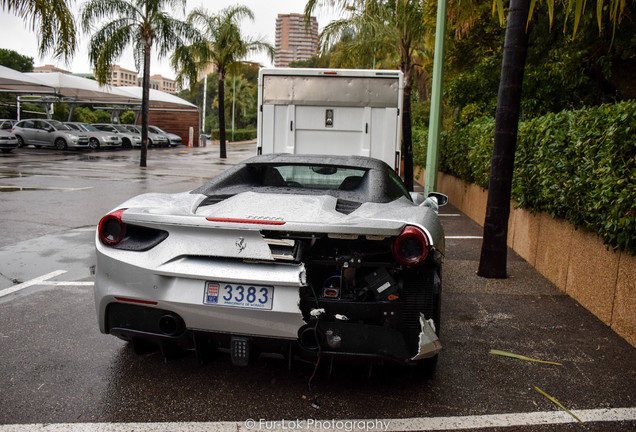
left=335, top=199, right=362, bottom=215
left=199, top=195, right=233, bottom=207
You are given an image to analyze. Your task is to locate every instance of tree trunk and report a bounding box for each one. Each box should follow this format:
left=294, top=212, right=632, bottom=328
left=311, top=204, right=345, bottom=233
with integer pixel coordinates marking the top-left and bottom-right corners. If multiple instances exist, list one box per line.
left=401, top=63, right=414, bottom=192
left=218, top=69, right=227, bottom=159
left=140, top=43, right=151, bottom=168
left=477, top=0, right=530, bottom=278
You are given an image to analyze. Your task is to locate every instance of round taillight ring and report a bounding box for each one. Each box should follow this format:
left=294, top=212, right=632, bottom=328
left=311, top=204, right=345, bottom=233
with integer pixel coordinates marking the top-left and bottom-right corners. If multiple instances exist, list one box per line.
left=393, top=225, right=430, bottom=266
left=98, top=208, right=127, bottom=246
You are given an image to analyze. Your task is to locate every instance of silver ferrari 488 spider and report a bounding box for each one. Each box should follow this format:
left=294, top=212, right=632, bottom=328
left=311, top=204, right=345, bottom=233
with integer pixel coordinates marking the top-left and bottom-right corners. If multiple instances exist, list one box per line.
left=95, top=154, right=446, bottom=372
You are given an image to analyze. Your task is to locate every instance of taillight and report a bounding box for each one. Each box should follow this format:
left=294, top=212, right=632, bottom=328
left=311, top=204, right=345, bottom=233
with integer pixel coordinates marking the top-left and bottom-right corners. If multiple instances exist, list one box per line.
left=393, top=225, right=430, bottom=266
left=98, top=208, right=127, bottom=246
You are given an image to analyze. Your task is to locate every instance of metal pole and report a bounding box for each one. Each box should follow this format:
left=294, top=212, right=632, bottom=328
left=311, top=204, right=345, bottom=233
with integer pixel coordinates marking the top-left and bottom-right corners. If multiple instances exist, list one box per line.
left=16, top=97, right=20, bottom=121
left=231, top=74, right=236, bottom=142
left=202, top=74, right=208, bottom=135
left=424, top=0, right=447, bottom=196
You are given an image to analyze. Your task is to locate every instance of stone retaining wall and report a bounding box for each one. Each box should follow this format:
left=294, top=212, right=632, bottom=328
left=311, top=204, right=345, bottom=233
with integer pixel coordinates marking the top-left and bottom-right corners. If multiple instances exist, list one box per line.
left=419, top=170, right=636, bottom=347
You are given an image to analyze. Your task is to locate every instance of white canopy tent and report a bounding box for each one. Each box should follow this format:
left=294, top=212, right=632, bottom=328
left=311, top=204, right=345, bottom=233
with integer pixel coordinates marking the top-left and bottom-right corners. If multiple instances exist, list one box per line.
left=0, top=67, right=197, bottom=126
left=0, top=65, right=55, bottom=93
left=117, top=86, right=197, bottom=108
left=24, top=72, right=136, bottom=103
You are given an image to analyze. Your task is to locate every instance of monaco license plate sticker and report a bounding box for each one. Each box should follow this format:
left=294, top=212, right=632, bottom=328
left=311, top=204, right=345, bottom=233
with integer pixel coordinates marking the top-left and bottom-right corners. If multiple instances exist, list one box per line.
left=203, top=281, right=274, bottom=310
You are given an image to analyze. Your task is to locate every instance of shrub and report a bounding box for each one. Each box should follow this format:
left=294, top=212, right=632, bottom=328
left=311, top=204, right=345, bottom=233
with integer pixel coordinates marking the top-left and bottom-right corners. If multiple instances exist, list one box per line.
left=209, top=129, right=256, bottom=142
left=434, top=101, right=636, bottom=255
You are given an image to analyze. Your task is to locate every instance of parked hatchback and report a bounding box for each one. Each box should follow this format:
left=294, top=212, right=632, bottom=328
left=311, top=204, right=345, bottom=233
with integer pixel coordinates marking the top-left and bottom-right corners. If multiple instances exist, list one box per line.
left=148, top=125, right=182, bottom=147
left=0, top=129, right=18, bottom=153
left=65, top=122, right=122, bottom=150
left=124, top=125, right=169, bottom=147
left=92, top=123, right=142, bottom=148
left=12, top=119, right=89, bottom=150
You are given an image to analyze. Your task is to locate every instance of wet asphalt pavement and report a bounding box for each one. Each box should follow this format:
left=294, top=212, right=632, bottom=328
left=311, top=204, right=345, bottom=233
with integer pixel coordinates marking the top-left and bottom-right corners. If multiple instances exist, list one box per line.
left=0, top=144, right=634, bottom=431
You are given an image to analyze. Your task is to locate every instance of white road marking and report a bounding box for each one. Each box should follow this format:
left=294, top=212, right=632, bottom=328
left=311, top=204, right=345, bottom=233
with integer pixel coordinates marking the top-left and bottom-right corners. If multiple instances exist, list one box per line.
left=0, top=186, right=93, bottom=192
left=0, top=270, right=67, bottom=298
left=439, top=213, right=461, bottom=217
left=38, top=281, right=94, bottom=287
left=446, top=236, right=483, bottom=239
left=0, top=408, right=634, bottom=431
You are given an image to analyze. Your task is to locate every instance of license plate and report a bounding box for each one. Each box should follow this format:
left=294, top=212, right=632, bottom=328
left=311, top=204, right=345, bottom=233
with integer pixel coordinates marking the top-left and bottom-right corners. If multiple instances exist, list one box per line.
left=203, top=281, right=274, bottom=310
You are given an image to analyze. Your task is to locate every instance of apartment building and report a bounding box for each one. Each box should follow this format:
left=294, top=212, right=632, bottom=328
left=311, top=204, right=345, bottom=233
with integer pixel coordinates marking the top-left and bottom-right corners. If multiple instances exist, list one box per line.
left=275, top=13, right=319, bottom=68
left=33, top=65, right=70, bottom=74
left=106, top=65, right=138, bottom=87
left=150, top=74, right=177, bottom=94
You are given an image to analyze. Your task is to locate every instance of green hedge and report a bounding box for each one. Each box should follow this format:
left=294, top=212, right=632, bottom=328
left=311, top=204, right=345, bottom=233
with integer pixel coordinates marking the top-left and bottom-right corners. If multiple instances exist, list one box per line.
left=209, top=129, right=256, bottom=141
left=428, top=101, right=636, bottom=255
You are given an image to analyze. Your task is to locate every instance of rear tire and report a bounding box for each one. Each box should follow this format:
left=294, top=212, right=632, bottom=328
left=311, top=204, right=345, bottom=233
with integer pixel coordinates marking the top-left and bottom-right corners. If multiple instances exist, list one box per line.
left=55, top=138, right=67, bottom=150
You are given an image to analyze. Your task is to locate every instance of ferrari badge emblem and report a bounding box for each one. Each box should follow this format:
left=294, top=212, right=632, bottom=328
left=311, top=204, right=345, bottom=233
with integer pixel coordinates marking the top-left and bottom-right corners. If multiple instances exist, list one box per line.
left=236, top=237, right=246, bottom=253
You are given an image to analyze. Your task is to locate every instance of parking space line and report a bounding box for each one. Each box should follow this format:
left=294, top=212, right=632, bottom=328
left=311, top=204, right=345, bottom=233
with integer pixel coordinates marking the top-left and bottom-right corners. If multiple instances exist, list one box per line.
left=39, top=281, right=94, bottom=287
left=438, top=213, right=461, bottom=217
left=446, top=235, right=483, bottom=239
left=0, top=270, right=66, bottom=298
left=0, top=407, right=634, bottom=431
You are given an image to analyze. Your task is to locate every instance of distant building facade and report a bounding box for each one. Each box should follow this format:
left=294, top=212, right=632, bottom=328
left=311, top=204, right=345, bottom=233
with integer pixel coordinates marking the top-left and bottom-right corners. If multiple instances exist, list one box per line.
left=106, top=65, right=138, bottom=87
left=33, top=64, right=70, bottom=74
left=150, top=74, right=177, bottom=94
left=275, top=13, right=319, bottom=68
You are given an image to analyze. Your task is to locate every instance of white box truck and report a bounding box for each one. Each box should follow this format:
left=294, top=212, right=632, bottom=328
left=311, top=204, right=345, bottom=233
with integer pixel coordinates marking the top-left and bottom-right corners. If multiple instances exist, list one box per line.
left=257, top=68, right=404, bottom=173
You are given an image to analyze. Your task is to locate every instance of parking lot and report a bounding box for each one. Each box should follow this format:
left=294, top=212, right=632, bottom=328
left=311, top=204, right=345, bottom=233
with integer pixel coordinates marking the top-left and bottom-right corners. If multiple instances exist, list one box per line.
left=0, top=144, right=635, bottom=431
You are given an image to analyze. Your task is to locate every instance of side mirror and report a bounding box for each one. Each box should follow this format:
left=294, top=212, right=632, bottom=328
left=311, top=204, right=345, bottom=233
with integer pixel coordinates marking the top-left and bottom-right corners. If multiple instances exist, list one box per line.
left=419, top=192, right=449, bottom=212
left=427, top=192, right=448, bottom=206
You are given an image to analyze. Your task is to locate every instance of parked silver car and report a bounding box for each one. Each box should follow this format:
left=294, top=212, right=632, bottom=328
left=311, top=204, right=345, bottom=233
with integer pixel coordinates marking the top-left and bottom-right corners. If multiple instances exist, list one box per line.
left=65, top=122, right=122, bottom=150
left=95, top=154, right=447, bottom=373
left=12, top=119, right=89, bottom=150
left=0, top=129, right=18, bottom=153
left=124, top=125, right=169, bottom=147
left=148, top=125, right=182, bottom=147
left=92, top=124, right=142, bottom=148
left=0, top=119, right=16, bottom=131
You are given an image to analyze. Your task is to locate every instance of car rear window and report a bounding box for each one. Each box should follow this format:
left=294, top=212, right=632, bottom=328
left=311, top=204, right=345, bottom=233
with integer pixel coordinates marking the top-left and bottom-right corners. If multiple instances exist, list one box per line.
left=264, top=165, right=367, bottom=190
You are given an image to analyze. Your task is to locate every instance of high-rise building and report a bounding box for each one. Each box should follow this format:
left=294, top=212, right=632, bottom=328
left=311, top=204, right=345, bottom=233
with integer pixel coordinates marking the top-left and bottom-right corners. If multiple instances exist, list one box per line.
left=275, top=13, right=319, bottom=68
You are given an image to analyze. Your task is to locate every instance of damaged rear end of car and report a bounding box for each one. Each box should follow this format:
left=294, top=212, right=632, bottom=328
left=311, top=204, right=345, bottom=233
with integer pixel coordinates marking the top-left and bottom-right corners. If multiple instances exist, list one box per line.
left=94, top=154, right=445, bottom=372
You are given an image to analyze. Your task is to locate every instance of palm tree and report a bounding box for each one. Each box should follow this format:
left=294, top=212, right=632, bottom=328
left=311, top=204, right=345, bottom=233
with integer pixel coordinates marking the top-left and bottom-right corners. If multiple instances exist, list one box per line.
left=171, top=5, right=274, bottom=159
left=217, top=73, right=256, bottom=132
left=81, top=0, right=196, bottom=167
left=1, top=0, right=76, bottom=61
left=307, top=0, right=434, bottom=191
left=477, top=0, right=633, bottom=278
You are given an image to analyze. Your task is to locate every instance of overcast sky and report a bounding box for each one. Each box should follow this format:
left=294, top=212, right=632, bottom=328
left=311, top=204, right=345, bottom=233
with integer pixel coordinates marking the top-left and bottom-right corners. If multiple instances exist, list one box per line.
left=0, top=0, right=341, bottom=79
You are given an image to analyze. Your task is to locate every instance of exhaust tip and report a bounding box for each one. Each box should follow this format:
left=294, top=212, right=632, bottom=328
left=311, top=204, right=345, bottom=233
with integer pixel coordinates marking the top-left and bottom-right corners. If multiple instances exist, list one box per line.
left=158, top=314, right=183, bottom=336
left=298, top=325, right=323, bottom=351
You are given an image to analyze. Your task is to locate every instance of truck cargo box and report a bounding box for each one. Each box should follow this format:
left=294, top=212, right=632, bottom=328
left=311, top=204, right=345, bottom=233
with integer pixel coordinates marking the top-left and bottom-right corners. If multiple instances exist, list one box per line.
left=257, top=68, right=404, bottom=173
